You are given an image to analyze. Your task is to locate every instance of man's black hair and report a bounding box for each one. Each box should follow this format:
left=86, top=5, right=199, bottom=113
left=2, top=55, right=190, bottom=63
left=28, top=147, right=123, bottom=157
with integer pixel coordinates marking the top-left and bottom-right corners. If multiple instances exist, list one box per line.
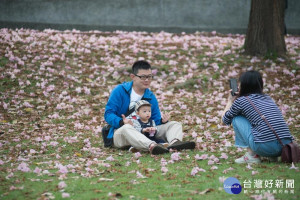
left=132, top=60, right=151, bottom=75
left=238, top=70, right=264, bottom=97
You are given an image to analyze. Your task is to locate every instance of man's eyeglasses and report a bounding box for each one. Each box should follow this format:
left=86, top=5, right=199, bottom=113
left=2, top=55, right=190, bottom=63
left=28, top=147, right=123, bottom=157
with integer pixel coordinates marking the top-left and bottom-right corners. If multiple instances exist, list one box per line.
left=134, top=74, right=153, bottom=80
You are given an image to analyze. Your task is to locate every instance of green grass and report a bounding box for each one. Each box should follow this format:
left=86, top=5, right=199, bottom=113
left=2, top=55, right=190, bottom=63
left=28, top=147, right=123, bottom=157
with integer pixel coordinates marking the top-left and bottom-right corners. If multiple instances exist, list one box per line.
left=1, top=150, right=299, bottom=200
left=0, top=57, right=8, bottom=67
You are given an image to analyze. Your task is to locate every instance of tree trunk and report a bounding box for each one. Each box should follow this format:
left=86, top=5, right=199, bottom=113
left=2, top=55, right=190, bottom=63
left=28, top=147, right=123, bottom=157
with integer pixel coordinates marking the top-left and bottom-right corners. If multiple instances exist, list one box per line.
left=244, top=0, right=286, bottom=56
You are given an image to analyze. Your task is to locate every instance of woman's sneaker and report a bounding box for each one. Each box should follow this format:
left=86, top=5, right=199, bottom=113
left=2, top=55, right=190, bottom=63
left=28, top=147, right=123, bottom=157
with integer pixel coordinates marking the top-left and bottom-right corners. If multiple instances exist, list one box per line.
left=235, top=152, right=261, bottom=164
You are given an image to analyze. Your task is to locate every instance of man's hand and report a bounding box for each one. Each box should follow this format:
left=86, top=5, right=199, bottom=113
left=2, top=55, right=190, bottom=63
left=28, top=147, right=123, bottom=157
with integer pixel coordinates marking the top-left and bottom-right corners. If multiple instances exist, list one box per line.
left=122, top=114, right=133, bottom=125
left=161, top=112, right=170, bottom=123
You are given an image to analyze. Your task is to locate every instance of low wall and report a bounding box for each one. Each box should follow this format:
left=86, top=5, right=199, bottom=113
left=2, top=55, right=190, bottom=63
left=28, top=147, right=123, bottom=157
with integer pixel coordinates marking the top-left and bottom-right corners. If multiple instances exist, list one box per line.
left=0, top=0, right=299, bottom=34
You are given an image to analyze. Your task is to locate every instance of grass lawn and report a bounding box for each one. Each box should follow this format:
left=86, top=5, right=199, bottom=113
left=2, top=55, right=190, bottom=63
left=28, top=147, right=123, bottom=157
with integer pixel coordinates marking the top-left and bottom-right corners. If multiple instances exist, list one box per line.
left=0, top=29, right=299, bottom=200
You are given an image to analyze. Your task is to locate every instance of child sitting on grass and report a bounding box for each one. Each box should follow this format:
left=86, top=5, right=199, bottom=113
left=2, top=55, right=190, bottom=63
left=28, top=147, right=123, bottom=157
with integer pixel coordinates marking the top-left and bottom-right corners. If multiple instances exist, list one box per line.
left=129, top=100, right=166, bottom=153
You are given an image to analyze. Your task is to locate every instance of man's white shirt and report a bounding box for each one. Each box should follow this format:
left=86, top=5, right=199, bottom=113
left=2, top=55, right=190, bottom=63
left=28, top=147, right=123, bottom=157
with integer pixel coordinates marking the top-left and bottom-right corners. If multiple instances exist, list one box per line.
left=127, top=88, right=142, bottom=120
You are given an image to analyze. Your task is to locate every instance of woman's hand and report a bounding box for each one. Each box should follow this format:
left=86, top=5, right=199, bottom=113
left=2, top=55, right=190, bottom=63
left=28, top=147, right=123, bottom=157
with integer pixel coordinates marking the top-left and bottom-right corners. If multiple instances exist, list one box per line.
left=221, top=90, right=237, bottom=122
left=227, top=90, right=237, bottom=103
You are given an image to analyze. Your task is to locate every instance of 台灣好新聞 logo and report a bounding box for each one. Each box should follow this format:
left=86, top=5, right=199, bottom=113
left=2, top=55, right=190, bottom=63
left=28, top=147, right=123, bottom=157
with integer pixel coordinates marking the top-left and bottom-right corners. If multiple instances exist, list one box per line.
left=223, top=177, right=242, bottom=194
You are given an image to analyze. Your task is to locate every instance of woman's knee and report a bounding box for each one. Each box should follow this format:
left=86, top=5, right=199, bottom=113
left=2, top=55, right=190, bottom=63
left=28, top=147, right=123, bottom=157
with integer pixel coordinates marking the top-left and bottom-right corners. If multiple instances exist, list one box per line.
left=232, top=116, right=247, bottom=127
left=232, top=116, right=251, bottom=133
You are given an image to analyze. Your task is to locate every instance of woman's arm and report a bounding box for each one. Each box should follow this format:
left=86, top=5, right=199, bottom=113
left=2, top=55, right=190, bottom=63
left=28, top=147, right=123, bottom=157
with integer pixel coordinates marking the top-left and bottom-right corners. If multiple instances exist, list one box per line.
left=221, top=92, right=237, bottom=125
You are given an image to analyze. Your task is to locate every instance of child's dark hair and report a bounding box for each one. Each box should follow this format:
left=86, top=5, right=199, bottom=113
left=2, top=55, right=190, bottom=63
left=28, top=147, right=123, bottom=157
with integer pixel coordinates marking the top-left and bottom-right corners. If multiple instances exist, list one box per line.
left=132, top=60, right=151, bottom=75
left=238, top=70, right=264, bottom=97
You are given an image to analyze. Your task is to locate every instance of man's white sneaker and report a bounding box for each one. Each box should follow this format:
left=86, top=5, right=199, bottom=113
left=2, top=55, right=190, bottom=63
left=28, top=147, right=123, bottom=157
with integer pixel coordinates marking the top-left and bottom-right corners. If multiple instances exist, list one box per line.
left=235, top=152, right=261, bottom=164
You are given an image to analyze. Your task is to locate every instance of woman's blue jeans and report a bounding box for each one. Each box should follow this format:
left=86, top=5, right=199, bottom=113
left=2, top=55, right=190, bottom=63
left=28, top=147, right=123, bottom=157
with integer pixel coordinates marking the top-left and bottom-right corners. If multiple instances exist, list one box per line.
left=232, top=116, right=292, bottom=157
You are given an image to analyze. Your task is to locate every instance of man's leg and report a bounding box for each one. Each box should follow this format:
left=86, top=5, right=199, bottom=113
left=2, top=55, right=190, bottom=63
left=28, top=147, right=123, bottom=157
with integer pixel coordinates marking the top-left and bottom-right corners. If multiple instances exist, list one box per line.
left=113, top=124, right=154, bottom=151
left=156, top=121, right=183, bottom=142
left=156, top=121, right=195, bottom=150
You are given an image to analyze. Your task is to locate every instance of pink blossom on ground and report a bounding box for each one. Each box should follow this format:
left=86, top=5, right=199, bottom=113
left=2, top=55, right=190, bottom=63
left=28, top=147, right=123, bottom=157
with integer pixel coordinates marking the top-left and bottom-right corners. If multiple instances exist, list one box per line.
left=58, top=181, right=67, bottom=189
left=74, top=123, right=84, bottom=129
left=246, top=164, right=253, bottom=169
left=223, top=167, right=234, bottom=174
left=171, top=152, right=181, bottom=161
left=0, top=160, right=4, bottom=165
left=250, top=194, right=263, bottom=200
left=58, top=165, right=68, bottom=174
left=191, top=167, right=199, bottom=176
left=134, top=152, right=142, bottom=159
left=160, top=158, right=167, bottom=166
left=195, top=154, right=208, bottom=160
left=94, top=126, right=102, bottom=134
left=17, top=162, right=31, bottom=172
left=23, top=102, right=33, bottom=108
left=191, top=167, right=206, bottom=176
left=252, top=171, right=259, bottom=175
left=62, top=193, right=70, bottom=198
left=6, top=172, right=14, bottom=179
left=161, top=167, right=168, bottom=174
left=210, top=166, right=218, bottom=170
left=75, top=87, right=82, bottom=93
left=136, top=171, right=146, bottom=178
left=10, top=186, right=18, bottom=191
left=84, top=87, right=91, bottom=95
left=103, top=163, right=111, bottom=168
left=220, top=153, right=228, bottom=159
left=191, top=131, right=197, bottom=138
left=251, top=192, right=275, bottom=200
left=33, top=167, right=42, bottom=174
left=50, top=141, right=58, bottom=146
left=207, top=160, right=215, bottom=165
left=29, top=149, right=36, bottom=154
left=219, top=176, right=226, bottom=183
left=106, top=155, right=115, bottom=161
left=3, top=102, right=8, bottom=109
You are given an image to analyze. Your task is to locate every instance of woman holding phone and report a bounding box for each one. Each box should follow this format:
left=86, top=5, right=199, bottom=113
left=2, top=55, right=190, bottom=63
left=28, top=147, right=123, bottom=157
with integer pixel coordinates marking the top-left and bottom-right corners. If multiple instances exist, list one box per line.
left=221, top=70, right=293, bottom=164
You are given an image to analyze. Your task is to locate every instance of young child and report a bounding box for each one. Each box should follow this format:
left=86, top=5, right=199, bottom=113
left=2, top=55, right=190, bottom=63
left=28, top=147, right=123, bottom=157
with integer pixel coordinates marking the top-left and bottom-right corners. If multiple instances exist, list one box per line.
left=129, top=100, right=166, bottom=152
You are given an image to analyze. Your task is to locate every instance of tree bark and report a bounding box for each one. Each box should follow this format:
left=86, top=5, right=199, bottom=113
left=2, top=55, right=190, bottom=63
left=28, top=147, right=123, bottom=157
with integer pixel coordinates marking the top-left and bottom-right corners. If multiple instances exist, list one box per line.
left=244, top=0, right=286, bottom=56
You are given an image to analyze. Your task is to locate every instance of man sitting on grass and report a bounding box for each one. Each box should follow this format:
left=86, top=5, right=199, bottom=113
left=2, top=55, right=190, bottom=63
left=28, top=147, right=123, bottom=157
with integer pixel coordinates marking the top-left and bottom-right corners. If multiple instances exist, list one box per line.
left=104, top=60, right=195, bottom=155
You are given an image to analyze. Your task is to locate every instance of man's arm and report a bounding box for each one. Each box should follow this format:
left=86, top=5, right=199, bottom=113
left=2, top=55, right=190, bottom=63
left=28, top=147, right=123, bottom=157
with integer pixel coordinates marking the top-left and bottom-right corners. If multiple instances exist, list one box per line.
left=104, top=85, right=125, bottom=128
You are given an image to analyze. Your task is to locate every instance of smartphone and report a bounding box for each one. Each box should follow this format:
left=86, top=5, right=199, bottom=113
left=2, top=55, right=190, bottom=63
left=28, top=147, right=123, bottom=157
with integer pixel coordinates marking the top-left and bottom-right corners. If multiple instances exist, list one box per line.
left=229, top=78, right=238, bottom=96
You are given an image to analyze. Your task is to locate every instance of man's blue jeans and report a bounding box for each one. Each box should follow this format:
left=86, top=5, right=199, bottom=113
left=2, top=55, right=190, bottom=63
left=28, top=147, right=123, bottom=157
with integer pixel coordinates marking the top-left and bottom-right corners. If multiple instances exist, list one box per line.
left=232, top=116, right=292, bottom=157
